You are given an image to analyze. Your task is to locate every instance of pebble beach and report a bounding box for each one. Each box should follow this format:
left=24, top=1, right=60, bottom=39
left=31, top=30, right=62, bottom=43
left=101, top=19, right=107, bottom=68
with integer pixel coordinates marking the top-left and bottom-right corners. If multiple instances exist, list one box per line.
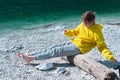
left=0, top=22, right=120, bottom=80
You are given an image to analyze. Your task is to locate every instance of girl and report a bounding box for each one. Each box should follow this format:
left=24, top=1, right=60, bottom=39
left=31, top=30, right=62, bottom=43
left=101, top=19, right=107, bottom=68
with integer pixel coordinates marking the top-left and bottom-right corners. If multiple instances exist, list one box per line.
left=18, top=11, right=117, bottom=63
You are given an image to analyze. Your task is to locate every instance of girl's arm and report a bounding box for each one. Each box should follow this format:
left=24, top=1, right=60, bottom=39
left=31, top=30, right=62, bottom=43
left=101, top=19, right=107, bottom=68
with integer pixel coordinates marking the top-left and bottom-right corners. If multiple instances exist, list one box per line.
left=95, top=27, right=117, bottom=62
left=64, top=24, right=81, bottom=37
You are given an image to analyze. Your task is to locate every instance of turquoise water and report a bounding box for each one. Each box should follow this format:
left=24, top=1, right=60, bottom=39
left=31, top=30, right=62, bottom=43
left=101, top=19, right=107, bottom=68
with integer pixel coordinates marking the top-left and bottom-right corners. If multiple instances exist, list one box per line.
left=0, top=0, right=120, bottom=33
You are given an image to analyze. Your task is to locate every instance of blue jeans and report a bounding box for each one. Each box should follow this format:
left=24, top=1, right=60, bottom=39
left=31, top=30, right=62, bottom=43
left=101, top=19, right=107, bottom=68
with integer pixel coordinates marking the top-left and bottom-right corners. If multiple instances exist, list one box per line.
left=32, top=42, right=81, bottom=60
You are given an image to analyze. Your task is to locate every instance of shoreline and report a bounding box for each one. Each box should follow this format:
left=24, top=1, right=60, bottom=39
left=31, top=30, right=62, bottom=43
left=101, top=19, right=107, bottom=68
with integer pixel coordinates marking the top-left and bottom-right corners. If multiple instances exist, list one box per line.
left=0, top=22, right=120, bottom=80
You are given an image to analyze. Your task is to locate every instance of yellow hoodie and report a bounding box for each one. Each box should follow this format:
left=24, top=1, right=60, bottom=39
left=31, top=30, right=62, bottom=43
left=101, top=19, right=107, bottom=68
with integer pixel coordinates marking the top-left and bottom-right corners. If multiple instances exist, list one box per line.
left=65, top=22, right=115, bottom=61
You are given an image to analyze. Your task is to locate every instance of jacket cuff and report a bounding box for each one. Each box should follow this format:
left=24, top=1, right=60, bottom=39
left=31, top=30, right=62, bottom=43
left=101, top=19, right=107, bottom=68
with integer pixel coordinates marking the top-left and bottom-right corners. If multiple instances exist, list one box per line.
left=109, top=57, right=115, bottom=62
left=64, top=29, right=70, bottom=36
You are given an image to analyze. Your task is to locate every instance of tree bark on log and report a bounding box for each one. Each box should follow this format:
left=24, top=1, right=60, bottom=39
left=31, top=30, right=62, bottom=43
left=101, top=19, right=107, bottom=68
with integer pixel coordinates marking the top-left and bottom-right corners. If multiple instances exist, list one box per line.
left=61, top=55, right=118, bottom=80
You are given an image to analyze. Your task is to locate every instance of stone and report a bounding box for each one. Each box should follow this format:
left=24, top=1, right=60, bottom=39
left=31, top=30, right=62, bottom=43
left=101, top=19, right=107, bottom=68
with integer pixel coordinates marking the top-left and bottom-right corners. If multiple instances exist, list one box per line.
left=35, top=62, right=54, bottom=71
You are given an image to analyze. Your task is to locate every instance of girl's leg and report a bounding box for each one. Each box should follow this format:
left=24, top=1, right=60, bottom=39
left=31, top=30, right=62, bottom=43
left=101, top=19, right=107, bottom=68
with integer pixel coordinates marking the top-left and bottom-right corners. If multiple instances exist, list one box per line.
left=18, top=42, right=81, bottom=62
left=18, top=42, right=70, bottom=62
left=31, top=41, right=71, bottom=56
left=18, top=52, right=35, bottom=63
left=33, top=42, right=81, bottom=60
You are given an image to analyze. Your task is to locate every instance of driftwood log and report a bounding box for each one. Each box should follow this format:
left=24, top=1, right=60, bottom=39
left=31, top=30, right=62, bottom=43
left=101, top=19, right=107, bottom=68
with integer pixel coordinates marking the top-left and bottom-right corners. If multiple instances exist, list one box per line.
left=61, top=55, right=118, bottom=80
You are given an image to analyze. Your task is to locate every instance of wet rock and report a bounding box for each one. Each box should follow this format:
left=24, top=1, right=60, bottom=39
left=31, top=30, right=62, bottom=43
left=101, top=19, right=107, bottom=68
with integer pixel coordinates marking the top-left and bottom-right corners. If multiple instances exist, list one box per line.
left=56, top=67, right=66, bottom=74
left=35, top=62, right=54, bottom=71
left=107, top=23, right=120, bottom=26
left=26, top=69, right=33, bottom=74
left=56, top=67, right=70, bottom=76
left=7, top=45, right=24, bottom=52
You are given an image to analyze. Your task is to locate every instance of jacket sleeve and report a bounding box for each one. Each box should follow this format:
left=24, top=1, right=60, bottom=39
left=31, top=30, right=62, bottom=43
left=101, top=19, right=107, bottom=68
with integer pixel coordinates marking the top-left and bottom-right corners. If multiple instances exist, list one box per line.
left=64, top=24, right=81, bottom=37
left=95, top=26, right=115, bottom=61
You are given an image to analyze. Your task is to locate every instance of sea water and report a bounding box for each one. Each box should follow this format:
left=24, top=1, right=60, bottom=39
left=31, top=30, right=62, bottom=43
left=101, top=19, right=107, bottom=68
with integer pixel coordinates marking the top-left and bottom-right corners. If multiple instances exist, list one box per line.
left=0, top=0, right=120, bottom=34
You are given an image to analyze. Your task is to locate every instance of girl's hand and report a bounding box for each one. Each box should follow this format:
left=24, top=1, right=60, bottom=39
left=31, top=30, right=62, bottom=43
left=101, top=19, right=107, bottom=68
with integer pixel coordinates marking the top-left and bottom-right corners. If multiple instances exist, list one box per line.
left=112, top=58, right=118, bottom=63
left=63, top=30, right=67, bottom=35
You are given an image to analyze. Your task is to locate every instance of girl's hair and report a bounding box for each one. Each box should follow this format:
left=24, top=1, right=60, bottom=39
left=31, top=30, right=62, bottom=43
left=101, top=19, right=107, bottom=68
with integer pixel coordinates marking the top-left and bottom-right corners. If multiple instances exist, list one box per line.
left=81, top=11, right=96, bottom=23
